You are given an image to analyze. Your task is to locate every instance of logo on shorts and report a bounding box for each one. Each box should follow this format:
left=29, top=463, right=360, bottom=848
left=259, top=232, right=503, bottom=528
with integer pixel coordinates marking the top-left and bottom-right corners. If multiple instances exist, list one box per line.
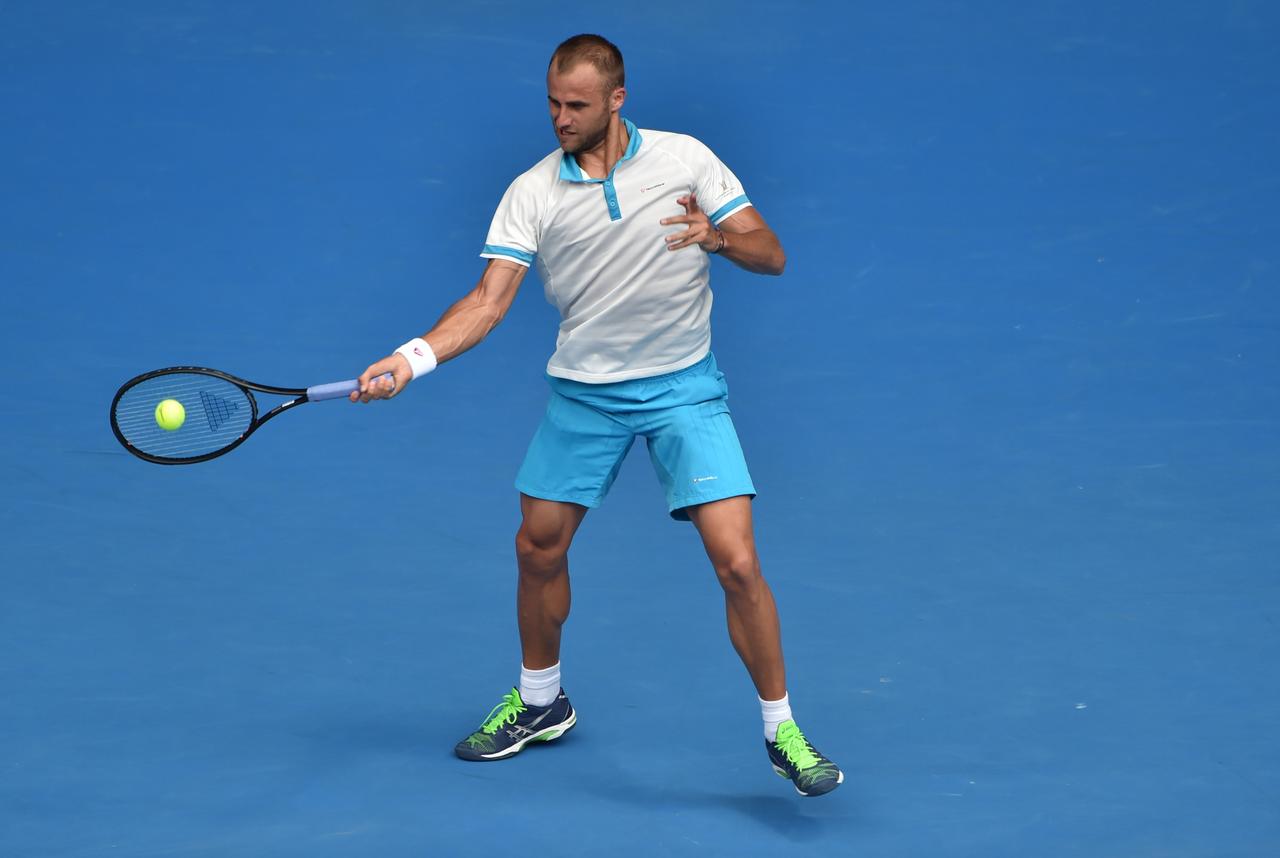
left=692, top=475, right=719, bottom=484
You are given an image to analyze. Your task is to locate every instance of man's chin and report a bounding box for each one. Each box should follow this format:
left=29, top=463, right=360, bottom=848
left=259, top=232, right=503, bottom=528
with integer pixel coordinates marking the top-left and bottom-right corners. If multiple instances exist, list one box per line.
left=559, top=131, right=604, bottom=156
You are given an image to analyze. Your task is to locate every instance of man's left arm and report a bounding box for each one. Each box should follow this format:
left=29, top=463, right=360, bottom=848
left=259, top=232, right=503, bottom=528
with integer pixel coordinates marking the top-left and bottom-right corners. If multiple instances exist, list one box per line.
left=662, top=194, right=786, bottom=276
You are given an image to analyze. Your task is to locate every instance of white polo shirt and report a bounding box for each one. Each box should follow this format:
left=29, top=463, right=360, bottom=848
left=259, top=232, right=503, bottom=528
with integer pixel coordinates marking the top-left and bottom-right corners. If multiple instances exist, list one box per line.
left=480, top=119, right=752, bottom=383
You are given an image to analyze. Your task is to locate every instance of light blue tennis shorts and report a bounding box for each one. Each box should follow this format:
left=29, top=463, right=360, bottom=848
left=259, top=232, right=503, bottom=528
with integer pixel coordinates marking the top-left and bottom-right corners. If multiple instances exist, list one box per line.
left=515, top=352, right=756, bottom=521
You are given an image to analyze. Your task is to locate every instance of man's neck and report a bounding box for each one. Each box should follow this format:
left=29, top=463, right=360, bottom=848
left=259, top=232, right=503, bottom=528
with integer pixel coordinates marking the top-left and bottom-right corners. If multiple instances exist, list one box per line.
left=575, top=115, right=628, bottom=180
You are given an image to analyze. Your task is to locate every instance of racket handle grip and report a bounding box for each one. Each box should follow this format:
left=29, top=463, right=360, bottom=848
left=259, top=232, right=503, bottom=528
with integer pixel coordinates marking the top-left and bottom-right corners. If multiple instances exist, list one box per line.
left=307, top=372, right=394, bottom=401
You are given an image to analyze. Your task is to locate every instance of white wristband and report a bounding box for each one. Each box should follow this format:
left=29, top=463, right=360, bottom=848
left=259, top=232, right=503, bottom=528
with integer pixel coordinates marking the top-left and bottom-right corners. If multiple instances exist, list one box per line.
left=395, top=337, right=438, bottom=380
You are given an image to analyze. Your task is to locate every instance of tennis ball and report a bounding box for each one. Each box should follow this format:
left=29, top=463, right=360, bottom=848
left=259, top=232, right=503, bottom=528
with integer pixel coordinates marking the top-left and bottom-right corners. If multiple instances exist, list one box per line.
left=155, top=398, right=186, bottom=431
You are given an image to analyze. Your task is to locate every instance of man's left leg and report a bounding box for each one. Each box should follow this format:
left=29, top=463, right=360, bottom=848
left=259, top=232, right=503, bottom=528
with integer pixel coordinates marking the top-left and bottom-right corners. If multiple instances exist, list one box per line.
left=685, top=496, right=785, bottom=699
left=687, top=496, right=843, bottom=797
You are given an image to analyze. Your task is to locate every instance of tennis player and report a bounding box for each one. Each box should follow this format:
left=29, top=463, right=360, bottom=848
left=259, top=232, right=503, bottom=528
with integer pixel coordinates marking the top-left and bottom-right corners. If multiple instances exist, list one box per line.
left=353, top=34, right=841, bottom=797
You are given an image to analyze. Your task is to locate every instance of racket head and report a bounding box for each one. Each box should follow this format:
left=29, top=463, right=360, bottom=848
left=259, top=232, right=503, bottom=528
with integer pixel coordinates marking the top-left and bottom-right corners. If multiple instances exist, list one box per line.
left=110, top=367, right=260, bottom=464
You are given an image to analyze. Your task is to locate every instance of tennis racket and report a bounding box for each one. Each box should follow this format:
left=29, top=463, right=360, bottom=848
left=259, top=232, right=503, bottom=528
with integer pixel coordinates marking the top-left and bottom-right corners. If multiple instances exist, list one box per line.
left=110, top=366, right=393, bottom=464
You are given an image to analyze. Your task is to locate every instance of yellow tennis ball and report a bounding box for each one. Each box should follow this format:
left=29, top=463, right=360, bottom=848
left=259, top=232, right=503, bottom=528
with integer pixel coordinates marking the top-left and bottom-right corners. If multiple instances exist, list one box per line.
left=155, top=398, right=186, bottom=431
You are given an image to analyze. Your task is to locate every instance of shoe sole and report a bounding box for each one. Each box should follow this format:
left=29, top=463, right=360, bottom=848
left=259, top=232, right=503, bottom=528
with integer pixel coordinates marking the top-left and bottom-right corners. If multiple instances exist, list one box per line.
left=461, top=709, right=577, bottom=762
left=771, top=763, right=844, bottom=797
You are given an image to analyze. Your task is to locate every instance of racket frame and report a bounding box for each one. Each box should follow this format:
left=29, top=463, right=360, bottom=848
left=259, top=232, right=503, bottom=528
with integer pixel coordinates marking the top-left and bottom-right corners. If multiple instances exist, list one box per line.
left=110, top=366, right=316, bottom=465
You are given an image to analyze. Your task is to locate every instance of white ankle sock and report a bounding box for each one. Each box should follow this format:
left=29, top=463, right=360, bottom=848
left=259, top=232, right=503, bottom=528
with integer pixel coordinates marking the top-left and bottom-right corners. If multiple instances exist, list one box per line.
left=760, top=693, right=792, bottom=741
left=519, top=662, right=561, bottom=707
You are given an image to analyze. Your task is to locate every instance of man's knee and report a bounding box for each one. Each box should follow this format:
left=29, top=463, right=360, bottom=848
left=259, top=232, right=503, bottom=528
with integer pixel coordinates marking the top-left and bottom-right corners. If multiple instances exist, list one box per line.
left=515, top=514, right=577, bottom=576
left=516, top=525, right=563, bottom=564
left=711, top=546, right=763, bottom=594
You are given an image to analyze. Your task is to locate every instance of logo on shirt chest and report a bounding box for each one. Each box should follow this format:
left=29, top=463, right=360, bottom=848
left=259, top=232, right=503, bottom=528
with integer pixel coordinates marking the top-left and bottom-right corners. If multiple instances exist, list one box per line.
left=640, top=181, right=667, bottom=193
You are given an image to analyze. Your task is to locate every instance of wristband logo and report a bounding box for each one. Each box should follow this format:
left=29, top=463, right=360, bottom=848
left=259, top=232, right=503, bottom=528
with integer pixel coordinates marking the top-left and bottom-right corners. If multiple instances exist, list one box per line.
left=414, top=347, right=424, bottom=356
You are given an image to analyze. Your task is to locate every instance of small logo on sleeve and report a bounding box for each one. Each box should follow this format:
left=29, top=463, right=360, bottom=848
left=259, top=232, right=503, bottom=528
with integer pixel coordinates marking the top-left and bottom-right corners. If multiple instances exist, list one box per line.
left=714, top=179, right=738, bottom=203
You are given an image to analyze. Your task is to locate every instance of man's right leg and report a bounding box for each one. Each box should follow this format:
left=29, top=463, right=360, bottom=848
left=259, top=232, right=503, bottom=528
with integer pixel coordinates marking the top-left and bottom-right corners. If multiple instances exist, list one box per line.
left=516, top=494, right=588, bottom=669
left=454, top=495, right=587, bottom=761
left=457, top=382, right=631, bottom=762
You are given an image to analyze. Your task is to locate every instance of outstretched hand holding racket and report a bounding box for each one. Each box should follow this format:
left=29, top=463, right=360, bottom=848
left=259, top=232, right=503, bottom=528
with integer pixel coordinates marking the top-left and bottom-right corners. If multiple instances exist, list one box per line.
left=110, top=367, right=396, bottom=464
left=113, top=261, right=524, bottom=464
left=351, top=353, right=412, bottom=403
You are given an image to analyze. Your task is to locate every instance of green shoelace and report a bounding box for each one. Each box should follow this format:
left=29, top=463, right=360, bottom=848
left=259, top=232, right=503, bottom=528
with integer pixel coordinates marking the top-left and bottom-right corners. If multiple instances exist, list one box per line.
left=774, top=720, right=821, bottom=770
left=479, top=688, right=527, bottom=735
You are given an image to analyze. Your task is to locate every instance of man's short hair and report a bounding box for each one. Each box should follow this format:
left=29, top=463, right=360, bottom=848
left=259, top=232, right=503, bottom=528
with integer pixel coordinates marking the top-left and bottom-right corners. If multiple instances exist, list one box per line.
left=550, top=34, right=625, bottom=94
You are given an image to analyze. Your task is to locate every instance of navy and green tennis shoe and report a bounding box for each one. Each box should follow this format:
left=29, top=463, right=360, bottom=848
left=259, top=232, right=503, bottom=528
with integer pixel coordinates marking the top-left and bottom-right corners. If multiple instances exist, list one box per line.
left=767, top=720, right=843, bottom=796
left=454, top=687, right=576, bottom=761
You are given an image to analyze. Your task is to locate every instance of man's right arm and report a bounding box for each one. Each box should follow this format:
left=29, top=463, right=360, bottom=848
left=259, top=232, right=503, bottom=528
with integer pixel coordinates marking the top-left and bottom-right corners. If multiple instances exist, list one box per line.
left=352, top=258, right=528, bottom=402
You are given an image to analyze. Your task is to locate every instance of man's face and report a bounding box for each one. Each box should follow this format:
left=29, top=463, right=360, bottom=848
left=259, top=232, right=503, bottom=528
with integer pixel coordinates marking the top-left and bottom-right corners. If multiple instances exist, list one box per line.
left=547, top=63, right=619, bottom=155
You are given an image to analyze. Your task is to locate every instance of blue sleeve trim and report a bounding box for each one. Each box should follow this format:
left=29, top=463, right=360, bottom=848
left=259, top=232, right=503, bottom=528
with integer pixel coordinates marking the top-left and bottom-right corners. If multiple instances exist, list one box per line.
left=709, top=194, right=751, bottom=224
left=481, top=244, right=534, bottom=265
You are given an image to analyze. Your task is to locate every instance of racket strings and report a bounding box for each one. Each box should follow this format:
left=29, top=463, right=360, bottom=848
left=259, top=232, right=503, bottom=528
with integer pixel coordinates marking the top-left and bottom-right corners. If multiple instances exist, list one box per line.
left=198, top=389, right=242, bottom=432
left=113, top=374, right=255, bottom=460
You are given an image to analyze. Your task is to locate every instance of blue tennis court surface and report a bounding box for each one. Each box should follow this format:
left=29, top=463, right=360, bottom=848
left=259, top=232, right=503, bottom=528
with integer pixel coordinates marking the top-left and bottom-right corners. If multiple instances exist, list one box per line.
left=2, top=2, right=1278, bottom=855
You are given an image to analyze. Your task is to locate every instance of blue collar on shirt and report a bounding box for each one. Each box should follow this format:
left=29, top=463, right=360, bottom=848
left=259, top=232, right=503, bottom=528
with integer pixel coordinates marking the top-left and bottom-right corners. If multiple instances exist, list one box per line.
left=558, top=118, right=642, bottom=183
